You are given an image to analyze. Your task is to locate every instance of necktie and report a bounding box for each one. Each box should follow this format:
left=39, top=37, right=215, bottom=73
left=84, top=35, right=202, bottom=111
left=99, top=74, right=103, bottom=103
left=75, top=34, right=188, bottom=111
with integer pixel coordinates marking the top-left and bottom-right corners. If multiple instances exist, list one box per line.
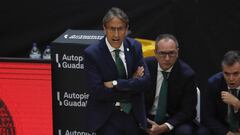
left=114, top=49, right=127, bottom=79
left=227, top=89, right=239, bottom=132
left=114, top=49, right=131, bottom=113
left=154, top=71, right=168, bottom=123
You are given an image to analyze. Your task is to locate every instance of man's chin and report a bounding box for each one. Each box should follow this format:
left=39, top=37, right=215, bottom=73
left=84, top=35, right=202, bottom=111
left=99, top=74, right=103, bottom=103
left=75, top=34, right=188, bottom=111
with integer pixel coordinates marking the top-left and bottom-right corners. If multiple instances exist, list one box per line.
left=161, top=66, right=171, bottom=71
left=110, top=42, right=121, bottom=48
left=228, top=85, right=236, bottom=89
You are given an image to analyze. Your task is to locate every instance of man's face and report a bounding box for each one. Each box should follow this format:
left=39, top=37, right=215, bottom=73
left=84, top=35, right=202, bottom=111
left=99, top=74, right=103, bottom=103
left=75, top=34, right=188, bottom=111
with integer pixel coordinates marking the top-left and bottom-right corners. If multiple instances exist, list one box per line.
left=103, top=17, right=128, bottom=48
left=155, top=39, right=179, bottom=71
left=223, top=62, right=240, bottom=89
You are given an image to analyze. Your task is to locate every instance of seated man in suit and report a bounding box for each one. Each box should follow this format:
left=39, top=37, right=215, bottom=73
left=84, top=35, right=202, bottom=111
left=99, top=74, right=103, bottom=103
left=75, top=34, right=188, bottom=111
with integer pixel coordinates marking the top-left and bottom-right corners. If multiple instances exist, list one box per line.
left=84, top=7, right=150, bottom=135
left=202, top=50, right=240, bottom=135
left=144, top=34, right=210, bottom=135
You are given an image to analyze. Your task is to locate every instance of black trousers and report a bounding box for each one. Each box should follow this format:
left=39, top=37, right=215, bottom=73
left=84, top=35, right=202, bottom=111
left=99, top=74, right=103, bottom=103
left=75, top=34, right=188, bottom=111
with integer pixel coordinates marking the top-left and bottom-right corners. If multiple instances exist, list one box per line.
left=147, top=114, right=196, bottom=135
left=97, top=108, right=140, bottom=135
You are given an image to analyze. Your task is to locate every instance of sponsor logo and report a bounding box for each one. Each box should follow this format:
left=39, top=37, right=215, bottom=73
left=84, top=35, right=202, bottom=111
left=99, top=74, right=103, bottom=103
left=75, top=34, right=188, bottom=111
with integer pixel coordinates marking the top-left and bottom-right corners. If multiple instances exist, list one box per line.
left=63, top=34, right=103, bottom=40
left=57, top=91, right=89, bottom=107
left=55, top=54, right=84, bottom=70
left=64, top=34, right=68, bottom=39
left=58, top=129, right=96, bottom=135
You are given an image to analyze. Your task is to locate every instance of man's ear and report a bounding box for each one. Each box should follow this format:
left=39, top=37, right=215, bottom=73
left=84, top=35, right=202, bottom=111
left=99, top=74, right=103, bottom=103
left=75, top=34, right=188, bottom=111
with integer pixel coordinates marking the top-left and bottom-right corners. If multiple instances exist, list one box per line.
left=176, top=48, right=179, bottom=57
left=125, top=25, right=129, bottom=36
left=103, top=25, right=107, bottom=34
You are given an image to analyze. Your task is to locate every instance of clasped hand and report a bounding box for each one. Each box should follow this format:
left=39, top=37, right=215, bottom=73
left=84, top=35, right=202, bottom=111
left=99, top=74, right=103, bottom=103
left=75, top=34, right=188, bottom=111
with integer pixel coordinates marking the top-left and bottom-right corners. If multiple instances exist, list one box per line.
left=221, top=91, right=240, bottom=110
left=147, top=119, right=169, bottom=135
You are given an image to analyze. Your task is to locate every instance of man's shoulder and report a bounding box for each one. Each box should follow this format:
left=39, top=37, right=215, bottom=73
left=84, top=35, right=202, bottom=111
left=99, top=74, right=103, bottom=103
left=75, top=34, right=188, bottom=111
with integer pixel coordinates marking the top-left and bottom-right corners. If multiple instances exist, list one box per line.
left=177, top=59, right=195, bottom=75
left=144, top=56, right=157, bottom=65
left=208, top=72, right=223, bottom=83
left=145, top=56, right=155, bottom=61
left=125, top=37, right=138, bottom=43
left=207, top=72, right=225, bottom=92
left=124, top=37, right=141, bottom=47
left=84, top=39, right=104, bottom=53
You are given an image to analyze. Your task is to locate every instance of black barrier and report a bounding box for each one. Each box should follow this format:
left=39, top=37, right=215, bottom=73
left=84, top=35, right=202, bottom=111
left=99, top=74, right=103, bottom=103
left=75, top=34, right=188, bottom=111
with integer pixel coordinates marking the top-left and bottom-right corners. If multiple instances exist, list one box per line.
left=51, top=29, right=104, bottom=135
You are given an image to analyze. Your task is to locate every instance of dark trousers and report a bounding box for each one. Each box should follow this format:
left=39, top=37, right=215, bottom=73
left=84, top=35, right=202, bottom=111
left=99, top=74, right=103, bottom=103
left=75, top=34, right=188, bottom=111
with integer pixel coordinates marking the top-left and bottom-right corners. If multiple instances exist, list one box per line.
left=147, top=113, right=212, bottom=135
left=170, top=122, right=193, bottom=135
left=169, top=122, right=211, bottom=135
left=147, top=114, right=193, bottom=135
left=194, top=123, right=212, bottom=135
left=96, top=109, right=139, bottom=135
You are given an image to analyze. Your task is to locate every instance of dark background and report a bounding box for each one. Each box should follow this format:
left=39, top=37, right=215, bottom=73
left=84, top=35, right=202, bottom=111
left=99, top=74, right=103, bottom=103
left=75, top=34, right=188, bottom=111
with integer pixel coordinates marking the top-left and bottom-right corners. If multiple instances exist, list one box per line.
left=1, top=0, right=240, bottom=90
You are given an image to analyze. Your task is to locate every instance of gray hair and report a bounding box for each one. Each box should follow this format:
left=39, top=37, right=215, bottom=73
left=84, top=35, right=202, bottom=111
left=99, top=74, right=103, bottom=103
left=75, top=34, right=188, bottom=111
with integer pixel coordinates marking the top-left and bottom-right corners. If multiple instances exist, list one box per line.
left=102, top=7, right=129, bottom=28
left=222, top=50, right=240, bottom=66
left=155, top=34, right=179, bottom=49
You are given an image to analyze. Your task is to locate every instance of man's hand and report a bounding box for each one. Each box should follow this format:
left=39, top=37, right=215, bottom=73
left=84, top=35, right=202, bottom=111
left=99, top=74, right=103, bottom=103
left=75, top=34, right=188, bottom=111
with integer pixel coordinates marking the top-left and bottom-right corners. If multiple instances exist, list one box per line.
left=226, top=131, right=235, bottom=135
left=104, top=81, right=114, bottom=88
left=147, top=118, right=169, bottom=135
left=221, top=91, right=239, bottom=109
left=133, top=66, right=144, bottom=78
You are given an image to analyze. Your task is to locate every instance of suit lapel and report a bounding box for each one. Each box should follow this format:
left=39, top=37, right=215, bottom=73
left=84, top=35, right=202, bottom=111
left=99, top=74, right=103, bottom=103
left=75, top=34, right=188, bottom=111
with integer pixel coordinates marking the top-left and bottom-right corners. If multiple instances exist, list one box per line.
left=99, top=39, right=118, bottom=75
left=167, top=60, right=179, bottom=84
left=152, top=59, right=158, bottom=97
left=98, top=38, right=135, bottom=79
left=123, top=39, right=133, bottom=78
left=149, top=59, right=158, bottom=105
left=220, top=78, right=228, bottom=114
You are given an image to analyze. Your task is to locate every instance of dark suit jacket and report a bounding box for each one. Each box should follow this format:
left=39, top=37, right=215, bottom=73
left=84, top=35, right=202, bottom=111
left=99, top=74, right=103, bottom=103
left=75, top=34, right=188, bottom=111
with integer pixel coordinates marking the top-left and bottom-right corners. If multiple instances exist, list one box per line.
left=144, top=57, right=197, bottom=127
left=202, top=72, right=240, bottom=135
left=84, top=37, right=150, bottom=132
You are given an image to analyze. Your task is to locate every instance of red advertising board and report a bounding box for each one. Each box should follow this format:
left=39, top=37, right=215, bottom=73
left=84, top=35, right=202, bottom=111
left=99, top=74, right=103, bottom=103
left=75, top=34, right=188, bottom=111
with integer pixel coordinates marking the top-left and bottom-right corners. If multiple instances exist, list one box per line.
left=0, top=61, right=52, bottom=135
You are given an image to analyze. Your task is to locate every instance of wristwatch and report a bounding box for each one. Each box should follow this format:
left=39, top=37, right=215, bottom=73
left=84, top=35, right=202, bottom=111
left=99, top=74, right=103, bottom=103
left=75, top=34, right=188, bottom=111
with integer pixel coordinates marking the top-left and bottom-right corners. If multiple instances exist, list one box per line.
left=112, top=80, right=117, bottom=87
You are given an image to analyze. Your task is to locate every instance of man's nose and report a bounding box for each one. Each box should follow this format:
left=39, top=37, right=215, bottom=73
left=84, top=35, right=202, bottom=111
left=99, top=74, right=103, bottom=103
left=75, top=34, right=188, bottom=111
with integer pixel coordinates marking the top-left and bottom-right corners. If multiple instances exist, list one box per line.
left=113, top=30, right=119, bottom=36
left=229, top=74, right=234, bottom=80
left=165, top=54, right=170, bottom=60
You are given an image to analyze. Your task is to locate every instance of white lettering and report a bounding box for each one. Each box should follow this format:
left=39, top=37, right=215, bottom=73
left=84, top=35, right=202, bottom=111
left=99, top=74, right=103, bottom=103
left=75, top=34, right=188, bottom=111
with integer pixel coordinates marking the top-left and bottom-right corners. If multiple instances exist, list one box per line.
left=69, top=35, right=103, bottom=40
left=63, top=100, right=87, bottom=107
left=63, top=92, right=89, bottom=100
left=65, top=130, right=96, bottom=135
left=62, top=54, right=84, bottom=62
left=62, top=62, right=84, bottom=69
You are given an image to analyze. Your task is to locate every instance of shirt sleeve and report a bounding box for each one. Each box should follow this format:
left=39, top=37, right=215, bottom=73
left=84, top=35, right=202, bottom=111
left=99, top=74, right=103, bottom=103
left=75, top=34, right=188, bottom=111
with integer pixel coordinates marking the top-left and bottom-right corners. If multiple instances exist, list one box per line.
left=164, top=122, right=174, bottom=130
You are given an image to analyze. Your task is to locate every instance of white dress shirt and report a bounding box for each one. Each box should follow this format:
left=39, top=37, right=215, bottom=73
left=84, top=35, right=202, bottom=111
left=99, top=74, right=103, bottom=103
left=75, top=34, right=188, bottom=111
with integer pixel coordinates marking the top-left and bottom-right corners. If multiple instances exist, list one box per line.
left=105, top=38, right=128, bottom=76
left=149, top=64, right=174, bottom=130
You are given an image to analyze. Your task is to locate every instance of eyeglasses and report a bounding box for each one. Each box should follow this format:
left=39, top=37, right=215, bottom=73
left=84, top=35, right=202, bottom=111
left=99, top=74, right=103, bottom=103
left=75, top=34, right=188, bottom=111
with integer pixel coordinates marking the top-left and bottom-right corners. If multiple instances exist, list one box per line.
left=155, top=51, right=177, bottom=58
left=106, top=26, right=126, bottom=33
